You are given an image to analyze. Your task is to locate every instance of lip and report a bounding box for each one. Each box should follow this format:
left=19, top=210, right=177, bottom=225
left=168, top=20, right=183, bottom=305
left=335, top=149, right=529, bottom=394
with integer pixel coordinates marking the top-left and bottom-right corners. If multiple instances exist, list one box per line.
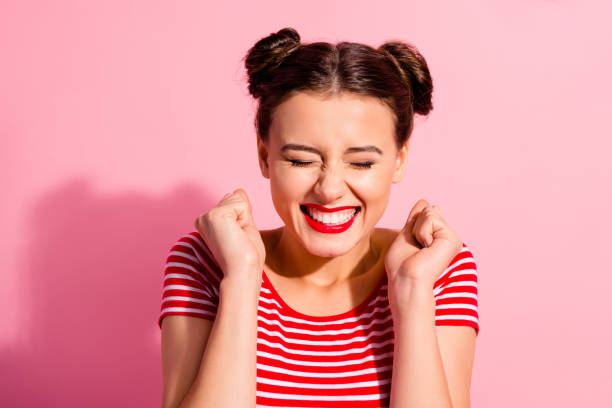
left=301, top=203, right=360, bottom=213
left=300, top=205, right=360, bottom=234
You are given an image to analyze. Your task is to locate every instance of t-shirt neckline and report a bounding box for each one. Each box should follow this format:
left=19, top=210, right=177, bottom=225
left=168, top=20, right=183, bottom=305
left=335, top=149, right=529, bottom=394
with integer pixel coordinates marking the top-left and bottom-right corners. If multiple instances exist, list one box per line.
left=261, top=268, right=387, bottom=322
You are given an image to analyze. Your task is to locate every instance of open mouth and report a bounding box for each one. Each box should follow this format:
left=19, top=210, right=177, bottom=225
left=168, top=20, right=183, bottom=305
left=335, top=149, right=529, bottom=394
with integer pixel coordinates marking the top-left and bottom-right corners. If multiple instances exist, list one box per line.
left=300, top=205, right=361, bottom=226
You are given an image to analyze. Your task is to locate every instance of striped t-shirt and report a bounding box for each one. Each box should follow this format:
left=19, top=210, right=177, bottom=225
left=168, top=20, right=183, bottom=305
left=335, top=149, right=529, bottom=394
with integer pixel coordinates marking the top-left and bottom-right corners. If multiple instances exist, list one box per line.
left=158, top=231, right=480, bottom=408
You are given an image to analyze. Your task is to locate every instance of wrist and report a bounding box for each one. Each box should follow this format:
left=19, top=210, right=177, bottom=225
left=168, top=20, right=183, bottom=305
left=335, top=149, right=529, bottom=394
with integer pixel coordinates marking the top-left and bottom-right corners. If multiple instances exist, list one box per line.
left=388, top=276, right=435, bottom=312
left=220, top=269, right=262, bottom=290
left=389, top=275, right=434, bottom=292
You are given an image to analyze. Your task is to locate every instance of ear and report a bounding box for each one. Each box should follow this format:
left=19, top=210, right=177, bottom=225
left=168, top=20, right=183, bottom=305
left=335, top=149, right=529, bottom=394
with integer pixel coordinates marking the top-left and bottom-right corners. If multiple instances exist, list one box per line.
left=257, top=133, right=270, bottom=179
left=391, top=141, right=409, bottom=183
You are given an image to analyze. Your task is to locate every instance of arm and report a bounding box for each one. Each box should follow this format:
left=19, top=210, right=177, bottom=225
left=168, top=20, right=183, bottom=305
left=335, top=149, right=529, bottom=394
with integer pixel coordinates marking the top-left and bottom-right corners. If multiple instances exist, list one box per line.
left=436, top=326, right=477, bottom=408
left=389, top=278, right=454, bottom=408
left=384, top=200, right=479, bottom=407
left=177, top=272, right=261, bottom=408
left=161, top=316, right=214, bottom=407
left=161, top=188, right=265, bottom=407
left=389, top=277, right=477, bottom=408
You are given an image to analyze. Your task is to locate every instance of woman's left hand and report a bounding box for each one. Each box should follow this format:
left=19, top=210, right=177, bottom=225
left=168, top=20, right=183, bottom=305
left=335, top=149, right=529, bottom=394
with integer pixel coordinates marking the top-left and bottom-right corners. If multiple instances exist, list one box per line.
left=384, top=198, right=463, bottom=289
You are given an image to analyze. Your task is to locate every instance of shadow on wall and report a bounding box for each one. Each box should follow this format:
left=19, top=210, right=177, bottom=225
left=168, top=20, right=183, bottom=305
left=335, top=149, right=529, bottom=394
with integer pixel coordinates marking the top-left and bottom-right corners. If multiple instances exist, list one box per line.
left=0, top=178, right=215, bottom=407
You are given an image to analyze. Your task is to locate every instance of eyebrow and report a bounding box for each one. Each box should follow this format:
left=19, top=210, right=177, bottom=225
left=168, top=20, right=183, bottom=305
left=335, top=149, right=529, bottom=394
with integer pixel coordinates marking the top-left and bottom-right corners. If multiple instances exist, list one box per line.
left=281, top=144, right=383, bottom=155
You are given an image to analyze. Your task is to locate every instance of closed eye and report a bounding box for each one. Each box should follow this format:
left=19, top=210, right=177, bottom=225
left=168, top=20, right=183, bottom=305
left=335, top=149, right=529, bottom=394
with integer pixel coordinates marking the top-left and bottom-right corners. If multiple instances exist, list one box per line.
left=288, top=159, right=374, bottom=169
left=352, top=162, right=374, bottom=169
left=288, top=159, right=313, bottom=167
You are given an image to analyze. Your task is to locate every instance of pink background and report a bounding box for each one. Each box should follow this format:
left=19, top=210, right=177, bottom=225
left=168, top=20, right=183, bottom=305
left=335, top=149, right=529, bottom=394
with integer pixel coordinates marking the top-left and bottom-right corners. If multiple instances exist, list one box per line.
left=2, top=0, right=611, bottom=406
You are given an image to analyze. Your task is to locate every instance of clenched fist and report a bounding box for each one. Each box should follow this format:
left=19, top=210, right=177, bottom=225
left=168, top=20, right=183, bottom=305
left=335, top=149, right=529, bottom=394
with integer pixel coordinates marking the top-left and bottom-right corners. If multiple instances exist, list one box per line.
left=194, top=188, right=266, bottom=280
left=384, top=198, right=463, bottom=290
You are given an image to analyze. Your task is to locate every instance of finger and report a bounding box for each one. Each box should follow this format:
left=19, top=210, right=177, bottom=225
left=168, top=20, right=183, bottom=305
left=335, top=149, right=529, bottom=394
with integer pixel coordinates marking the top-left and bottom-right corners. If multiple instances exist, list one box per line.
left=428, top=205, right=449, bottom=230
left=216, top=192, right=234, bottom=209
left=402, top=198, right=430, bottom=233
left=430, top=204, right=444, bottom=219
left=213, top=190, right=249, bottom=227
left=231, top=189, right=263, bottom=259
left=412, top=207, right=435, bottom=248
left=394, top=199, right=429, bottom=248
left=233, top=188, right=252, bottom=212
left=232, top=188, right=257, bottom=228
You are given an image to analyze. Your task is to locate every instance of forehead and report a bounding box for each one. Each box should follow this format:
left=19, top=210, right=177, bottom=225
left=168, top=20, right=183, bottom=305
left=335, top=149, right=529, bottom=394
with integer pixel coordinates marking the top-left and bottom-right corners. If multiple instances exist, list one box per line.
left=269, top=91, right=396, bottom=149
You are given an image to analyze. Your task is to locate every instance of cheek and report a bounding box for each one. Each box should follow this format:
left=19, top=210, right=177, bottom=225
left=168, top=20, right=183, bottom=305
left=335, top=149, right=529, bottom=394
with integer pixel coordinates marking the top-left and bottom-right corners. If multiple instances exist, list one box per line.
left=349, top=168, right=394, bottom=198
left=269, top=167, right=314, bottom=203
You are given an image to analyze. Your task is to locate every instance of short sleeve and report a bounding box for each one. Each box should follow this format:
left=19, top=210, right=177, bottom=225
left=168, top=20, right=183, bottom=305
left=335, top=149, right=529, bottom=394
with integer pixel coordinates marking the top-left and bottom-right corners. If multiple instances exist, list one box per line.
left=158, top=231, right=223, bottom=328
left=433, top=242, right=480, bottom=336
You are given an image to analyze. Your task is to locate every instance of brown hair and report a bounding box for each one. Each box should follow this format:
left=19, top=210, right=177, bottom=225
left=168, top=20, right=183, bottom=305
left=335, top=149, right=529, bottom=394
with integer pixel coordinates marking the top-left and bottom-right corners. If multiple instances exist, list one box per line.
left=243, top=27, right=434, bottom=150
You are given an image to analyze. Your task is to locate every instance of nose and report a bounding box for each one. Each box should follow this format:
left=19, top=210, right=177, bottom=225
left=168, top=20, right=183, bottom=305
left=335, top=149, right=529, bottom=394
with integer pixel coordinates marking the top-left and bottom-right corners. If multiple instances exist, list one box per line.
left=313, top=163, right=346, bottom=204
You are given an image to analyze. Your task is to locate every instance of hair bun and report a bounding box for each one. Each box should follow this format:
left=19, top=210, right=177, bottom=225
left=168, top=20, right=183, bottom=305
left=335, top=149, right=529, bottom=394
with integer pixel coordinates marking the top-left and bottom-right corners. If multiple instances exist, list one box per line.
left=378, top=42, right=433, bottom=115
left=245, top=28, right=301, bottom=99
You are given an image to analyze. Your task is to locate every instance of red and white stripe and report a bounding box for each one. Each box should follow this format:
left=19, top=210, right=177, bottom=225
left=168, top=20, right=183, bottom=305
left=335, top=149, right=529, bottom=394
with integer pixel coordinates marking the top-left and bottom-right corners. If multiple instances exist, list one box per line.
left=159, top=231, right=480, bottom=408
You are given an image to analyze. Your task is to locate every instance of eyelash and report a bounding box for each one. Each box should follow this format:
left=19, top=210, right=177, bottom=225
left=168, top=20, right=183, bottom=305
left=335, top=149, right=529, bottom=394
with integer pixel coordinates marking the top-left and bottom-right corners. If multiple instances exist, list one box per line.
left=288, top=160, right=374, bottom=169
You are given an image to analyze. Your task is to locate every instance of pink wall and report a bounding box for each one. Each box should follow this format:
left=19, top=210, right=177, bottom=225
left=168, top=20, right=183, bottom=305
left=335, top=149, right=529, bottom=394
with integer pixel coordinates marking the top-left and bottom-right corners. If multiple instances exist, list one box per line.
left=2, top=0, right=611, bottom=406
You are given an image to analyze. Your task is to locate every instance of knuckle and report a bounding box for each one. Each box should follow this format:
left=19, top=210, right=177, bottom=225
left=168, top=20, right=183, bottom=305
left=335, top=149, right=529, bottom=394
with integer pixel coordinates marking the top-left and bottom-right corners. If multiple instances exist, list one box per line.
left=220, top=212, right=236, bottom=220
left=203, top=209, right=218, bottom=222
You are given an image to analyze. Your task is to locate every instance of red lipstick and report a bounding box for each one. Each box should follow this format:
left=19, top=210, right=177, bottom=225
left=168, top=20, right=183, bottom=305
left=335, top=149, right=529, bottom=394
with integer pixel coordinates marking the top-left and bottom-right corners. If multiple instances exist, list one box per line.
left=302, top=203, right=359, bottom=212
left=300, top=204, right=360, bottom=234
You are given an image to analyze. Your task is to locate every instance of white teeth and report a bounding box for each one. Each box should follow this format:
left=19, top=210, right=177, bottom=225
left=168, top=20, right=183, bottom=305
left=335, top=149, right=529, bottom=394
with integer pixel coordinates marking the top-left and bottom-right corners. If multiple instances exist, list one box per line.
left=307, top=207, right=357, bottom=225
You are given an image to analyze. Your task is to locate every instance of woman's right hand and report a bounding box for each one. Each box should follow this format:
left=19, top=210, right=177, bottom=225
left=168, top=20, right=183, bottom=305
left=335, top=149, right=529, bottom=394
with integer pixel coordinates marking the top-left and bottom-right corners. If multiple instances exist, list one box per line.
left=194, top=188, right=266, bottom=280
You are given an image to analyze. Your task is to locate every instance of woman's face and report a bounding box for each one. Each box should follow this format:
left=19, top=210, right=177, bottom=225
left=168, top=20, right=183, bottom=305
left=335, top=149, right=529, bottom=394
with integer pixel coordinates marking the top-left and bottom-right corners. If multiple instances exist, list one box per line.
left=257, top=91, right=409, bottom=258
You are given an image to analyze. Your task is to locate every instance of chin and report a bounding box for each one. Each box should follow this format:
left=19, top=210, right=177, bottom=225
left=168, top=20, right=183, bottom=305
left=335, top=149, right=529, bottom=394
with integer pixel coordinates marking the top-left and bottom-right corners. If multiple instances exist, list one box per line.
left=300, top=236, right=358, bottom=258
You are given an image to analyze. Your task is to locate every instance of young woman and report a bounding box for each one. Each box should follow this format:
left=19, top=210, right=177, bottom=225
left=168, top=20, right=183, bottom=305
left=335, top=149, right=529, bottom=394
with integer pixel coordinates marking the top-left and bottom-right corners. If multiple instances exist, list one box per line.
left=159, top=27, right=480, bottom=408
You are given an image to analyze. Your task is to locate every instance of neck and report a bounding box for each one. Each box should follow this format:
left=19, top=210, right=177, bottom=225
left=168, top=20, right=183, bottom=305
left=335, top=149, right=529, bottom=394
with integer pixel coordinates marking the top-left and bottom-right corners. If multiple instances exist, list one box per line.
left=266, top=227, right=381, bottom=289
